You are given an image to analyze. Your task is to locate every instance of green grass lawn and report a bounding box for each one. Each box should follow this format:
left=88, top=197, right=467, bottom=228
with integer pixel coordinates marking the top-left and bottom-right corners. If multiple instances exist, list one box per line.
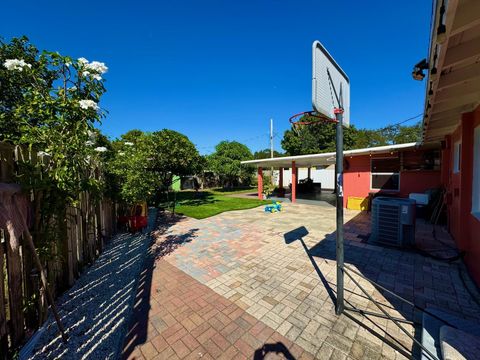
left=166, top=189, right=270, bottom=219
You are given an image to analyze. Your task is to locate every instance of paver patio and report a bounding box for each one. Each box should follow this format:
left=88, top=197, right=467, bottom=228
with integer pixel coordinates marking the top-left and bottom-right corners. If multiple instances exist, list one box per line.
left=122, top=203, right=480, bottom=359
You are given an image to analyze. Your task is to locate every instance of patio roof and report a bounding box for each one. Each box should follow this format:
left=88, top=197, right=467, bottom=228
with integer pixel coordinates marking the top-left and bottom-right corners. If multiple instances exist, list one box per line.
left=241, top=142, right=421, bottom=168
left=422, top=0, right=480, bottom=142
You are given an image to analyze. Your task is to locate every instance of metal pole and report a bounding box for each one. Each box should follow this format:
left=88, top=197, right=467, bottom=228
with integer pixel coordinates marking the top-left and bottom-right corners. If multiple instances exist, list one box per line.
left=270, top=118, right=274, bottom=185
left=335, top=108, right=344, bottom=315
left=270, top=118, right=274, bottom=158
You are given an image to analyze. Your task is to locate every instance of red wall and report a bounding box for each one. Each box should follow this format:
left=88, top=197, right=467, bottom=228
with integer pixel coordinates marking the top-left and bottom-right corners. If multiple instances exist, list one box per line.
left=444, top=105, right=480, bottom=285
left=343, top=152, right=442, bottom=208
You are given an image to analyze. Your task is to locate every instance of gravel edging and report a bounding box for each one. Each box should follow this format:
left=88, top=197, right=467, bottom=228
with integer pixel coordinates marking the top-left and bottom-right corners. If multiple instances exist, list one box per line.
left=24, top=208, right=158, bottom=360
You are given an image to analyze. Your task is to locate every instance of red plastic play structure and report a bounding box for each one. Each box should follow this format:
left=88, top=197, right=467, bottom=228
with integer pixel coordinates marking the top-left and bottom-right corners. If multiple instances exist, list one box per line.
left=117, top=202, right=148, bottom=232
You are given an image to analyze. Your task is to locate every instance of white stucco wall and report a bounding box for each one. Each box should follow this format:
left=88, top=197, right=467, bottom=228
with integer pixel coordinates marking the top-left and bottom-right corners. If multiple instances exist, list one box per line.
left=273, top=166, right=335, bottom=190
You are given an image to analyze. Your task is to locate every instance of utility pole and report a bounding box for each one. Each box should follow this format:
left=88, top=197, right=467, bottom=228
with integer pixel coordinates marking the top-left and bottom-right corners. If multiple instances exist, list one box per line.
left=270, top=118, right=274, bottom=158
left=270, top=118, right=274, bottom=185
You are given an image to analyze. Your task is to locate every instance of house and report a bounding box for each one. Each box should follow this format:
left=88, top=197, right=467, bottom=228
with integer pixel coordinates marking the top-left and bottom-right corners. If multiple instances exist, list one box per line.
left=243, top=0, right=480, bottom=286
left=420, top=0, right=480, bottom=285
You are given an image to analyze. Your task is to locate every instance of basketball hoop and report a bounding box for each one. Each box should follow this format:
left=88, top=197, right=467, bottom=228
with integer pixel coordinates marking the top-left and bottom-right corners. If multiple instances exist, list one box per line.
left=289, top=110, right=338, bottom=135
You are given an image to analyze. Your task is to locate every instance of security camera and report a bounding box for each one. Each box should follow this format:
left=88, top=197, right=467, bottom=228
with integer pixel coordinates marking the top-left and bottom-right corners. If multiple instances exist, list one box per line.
left=412, top=59, right=429, bottom=81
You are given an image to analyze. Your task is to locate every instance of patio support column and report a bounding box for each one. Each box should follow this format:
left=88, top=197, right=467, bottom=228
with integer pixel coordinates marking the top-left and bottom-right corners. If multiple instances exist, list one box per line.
left=308, top=167, right=311, bottom=179
left=257, top=167, right=263, bottom=199
left=279, top=167, right=283, bottom=190
left=291, top=161, right=297, bottom=203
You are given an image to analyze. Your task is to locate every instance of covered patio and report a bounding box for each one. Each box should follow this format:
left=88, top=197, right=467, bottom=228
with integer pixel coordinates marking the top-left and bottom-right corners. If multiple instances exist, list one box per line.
left=242, top=143, right=423, bottom=204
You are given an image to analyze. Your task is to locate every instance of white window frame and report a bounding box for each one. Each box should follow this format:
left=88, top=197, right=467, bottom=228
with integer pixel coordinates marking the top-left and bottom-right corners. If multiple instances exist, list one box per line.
left=453, top=141, right=461, bottom=173
left=370, top=157, right=400, bottom=192
left=472, top=127, right=480, bottom=220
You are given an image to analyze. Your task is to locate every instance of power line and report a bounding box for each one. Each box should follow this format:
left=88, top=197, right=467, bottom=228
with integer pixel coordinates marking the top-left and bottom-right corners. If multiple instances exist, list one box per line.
left=378, top=112, right=423, bottom=130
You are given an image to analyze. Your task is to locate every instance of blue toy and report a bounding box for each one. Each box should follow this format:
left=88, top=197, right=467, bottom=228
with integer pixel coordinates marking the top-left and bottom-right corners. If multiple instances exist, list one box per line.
left=264, top=201, right=282, bottom=213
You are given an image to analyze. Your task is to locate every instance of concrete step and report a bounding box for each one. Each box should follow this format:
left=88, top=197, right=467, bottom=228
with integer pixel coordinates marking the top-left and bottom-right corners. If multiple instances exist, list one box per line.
left=421, top=307, right=480, bottom=360
left=439, top=326, right=480, bottom=360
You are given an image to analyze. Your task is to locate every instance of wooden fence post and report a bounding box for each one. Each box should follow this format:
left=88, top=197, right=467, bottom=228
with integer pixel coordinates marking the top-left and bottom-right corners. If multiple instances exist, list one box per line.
left=0, top=233, right=8, bottom=359
left=5, top=231, right=25, bottom=347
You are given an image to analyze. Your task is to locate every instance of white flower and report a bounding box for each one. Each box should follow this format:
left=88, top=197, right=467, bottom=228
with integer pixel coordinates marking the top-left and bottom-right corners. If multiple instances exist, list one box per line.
left=68, top=86, right=77, bottom=92
left=85, top=140, right=94, bottom=146
left=37, top=151, right=50, bottom=157
left=124, top=142, right=134, bottom=146
left=94, top=147, right=107, bottom=152
left=78, top=57, right=89, bottom=65
left=85, top=61, right=108, bottom=74
left=92, top=74, right=102, bottom=81
left=65, top=62, right=72, bottom=67
left=79, top=99, right=99, bottom=110
left=3, top=59, right=32, bottom=71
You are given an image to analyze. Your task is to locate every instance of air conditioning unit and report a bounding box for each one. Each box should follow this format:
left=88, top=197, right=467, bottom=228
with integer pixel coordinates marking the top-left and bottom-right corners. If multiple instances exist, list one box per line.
left=371, top=197, right=416, bottom=247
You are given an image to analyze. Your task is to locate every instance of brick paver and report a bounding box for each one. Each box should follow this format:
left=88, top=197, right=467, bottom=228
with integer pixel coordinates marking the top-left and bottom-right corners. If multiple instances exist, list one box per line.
left=122, top=258, right=313, bottom=359
left=122, top=203, right=480, bottom=359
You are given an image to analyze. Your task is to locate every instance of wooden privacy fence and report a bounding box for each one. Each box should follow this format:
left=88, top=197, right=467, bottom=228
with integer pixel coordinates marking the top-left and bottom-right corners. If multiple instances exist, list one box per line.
left=0, top=142, right=118, bottom=357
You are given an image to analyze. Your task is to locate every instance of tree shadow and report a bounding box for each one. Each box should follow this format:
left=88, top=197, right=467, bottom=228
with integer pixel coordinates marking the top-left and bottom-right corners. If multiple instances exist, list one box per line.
left=121, top=212, right=198, bottom=359
left=173, top=191, right=219, bottom=207
left=213, top=186, right=255, bottom=193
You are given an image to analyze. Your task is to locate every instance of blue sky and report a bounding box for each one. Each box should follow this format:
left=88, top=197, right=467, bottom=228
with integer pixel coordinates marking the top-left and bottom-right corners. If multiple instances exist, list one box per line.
left=2, top=1, right=431, bottom=154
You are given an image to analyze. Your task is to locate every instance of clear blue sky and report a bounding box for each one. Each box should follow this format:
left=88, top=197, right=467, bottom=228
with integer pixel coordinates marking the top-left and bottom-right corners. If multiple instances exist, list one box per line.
left=2, top=1, right=431, bottom=154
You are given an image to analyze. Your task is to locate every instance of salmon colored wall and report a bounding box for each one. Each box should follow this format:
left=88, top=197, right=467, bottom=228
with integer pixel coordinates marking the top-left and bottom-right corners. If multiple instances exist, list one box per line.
left=343, top=152, right=442, bottom=208
left=343, top=155, right=371, bottom=208
left=446, top=106, right=480, bottom=286
left=399, top=171, right=442, bottom=195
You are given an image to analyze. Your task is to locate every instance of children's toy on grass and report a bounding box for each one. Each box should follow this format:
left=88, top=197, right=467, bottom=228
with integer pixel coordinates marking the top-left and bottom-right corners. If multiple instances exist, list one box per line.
left=265, top=201, right=282, bottom=213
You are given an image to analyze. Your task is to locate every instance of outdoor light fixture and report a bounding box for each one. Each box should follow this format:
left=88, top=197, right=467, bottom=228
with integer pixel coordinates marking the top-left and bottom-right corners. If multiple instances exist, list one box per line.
left=437, top=1, right=447, bottom=44
left=412, top=59, right=428, bottom=80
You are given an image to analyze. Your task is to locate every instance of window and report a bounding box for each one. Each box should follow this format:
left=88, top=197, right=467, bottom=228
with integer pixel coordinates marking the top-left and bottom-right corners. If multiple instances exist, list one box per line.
left=453, top=142, right=461, bottom=173
left=371, top=157, right=400, bottom=191
left=472, top=127, right=480, bottom=219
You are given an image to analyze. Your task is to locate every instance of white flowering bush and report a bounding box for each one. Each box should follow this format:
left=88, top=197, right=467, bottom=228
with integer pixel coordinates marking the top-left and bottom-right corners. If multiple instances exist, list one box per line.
left=3, top=58, right=32, bottom=71
left=79, top=99, right=99, bottom=110
left=0, top=36, right=108, bottom=202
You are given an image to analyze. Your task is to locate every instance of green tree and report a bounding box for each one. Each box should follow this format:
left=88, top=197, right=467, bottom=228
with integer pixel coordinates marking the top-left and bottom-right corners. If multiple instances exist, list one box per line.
left=110, top=129, right=203, bottom=204
left=208, top=141, right=254, bottom=187
left=253, top=149, right=284, bottom=159
left=281, top=114, right=357, bottom=155
left=391, top=122, right=422, bottom=144
left=354, top=122, right=422, bottom=148
left=353, top=128, right=388, bottom=148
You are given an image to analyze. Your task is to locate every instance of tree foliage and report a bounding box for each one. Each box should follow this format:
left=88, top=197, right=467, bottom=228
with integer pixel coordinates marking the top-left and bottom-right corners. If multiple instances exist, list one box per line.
left=0, top=36, right=109, bottom=257
left=1, top=36, right=107, bottom=201
left=281, top=114, right=357, bottom=155
left=207, top=141, right=254, bottom=187
left=253, top=149, right=284, bottom=159
left=109, top=129, right=203, bottom=203
left=281, top=112, right=422, bottom=155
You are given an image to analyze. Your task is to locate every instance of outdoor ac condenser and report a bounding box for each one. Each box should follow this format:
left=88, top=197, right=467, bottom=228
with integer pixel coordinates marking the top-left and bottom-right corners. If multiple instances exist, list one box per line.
left=370, top=197, right=416, bottom=247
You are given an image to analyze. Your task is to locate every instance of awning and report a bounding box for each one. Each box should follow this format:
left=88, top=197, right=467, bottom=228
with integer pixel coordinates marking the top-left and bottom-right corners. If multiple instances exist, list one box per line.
left=422, top=0, right=480, bottom=142
left=242, top=142, right=422, bottom=168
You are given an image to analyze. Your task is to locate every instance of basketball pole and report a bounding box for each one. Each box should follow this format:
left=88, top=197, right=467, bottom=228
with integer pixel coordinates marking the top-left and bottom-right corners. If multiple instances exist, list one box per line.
left=334, top=107, right=344, bottom=315
left=327, top=68, right=345, bottom=315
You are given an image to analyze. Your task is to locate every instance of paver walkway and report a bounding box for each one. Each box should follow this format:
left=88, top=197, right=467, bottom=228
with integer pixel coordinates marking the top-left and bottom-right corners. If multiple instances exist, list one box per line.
left=122, top=203, right=480, bottom=359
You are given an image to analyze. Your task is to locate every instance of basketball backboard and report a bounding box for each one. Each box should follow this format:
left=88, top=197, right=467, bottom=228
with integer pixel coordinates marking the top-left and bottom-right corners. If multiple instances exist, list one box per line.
left=312, top=41, right=350, bottom=126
